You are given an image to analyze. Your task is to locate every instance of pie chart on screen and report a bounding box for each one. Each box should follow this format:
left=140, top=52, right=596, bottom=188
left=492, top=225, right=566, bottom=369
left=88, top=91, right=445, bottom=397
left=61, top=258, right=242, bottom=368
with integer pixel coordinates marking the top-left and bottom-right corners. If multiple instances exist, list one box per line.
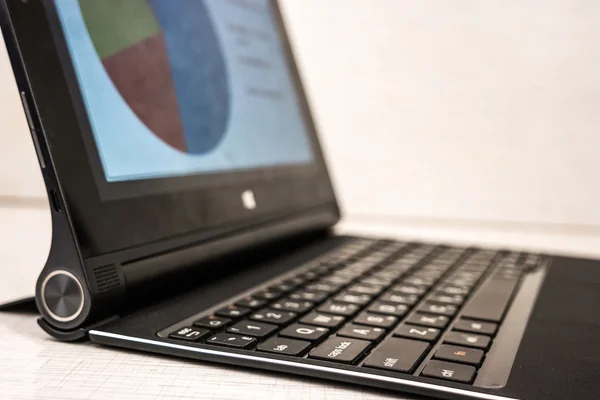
left=78, top=0, right=230, bottom=155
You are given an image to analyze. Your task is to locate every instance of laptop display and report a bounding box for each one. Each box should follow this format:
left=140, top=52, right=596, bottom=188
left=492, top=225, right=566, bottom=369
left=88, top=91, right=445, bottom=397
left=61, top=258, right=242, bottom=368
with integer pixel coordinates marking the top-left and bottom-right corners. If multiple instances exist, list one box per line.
left=54, top=0, right=314, bottom=185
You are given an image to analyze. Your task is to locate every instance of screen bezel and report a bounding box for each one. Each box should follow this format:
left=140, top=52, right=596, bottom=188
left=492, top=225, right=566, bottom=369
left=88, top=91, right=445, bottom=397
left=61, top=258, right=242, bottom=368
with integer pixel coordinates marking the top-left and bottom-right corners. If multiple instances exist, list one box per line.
left=5, top=0, right=339, bottom=258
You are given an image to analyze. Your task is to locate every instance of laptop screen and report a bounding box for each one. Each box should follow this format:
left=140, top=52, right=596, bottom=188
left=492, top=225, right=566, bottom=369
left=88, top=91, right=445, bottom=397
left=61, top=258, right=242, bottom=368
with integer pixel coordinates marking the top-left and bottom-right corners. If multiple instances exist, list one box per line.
left=53, top=0, right=314, bottom=185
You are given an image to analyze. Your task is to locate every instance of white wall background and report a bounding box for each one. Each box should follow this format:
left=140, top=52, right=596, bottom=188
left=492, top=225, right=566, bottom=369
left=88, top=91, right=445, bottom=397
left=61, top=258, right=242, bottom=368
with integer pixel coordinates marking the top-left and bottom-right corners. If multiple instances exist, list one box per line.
left=280, top=0, right=600, bottom=230
left=1, top=1, right=600, bottom=257
left=0, top=31, right=46, bottom=200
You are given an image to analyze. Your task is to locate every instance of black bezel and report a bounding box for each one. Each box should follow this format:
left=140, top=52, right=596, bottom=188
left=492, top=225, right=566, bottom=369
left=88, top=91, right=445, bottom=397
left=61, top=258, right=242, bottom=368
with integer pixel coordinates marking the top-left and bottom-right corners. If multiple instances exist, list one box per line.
left=3, top=0, right=339, bottom=258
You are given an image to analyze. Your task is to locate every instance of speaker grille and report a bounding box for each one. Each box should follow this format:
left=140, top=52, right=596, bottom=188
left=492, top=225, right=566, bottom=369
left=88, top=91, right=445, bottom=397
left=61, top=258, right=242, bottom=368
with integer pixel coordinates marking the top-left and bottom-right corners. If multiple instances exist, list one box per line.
left=93, top=264, right=120, bottom=294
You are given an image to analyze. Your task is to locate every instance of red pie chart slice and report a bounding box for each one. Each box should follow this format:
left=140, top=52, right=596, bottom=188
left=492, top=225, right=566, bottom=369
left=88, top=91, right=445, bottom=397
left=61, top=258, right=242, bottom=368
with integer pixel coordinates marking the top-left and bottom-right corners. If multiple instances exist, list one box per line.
left=79, top=0, right=187, bottom=153
left=102, top=33, right=187, bottom=152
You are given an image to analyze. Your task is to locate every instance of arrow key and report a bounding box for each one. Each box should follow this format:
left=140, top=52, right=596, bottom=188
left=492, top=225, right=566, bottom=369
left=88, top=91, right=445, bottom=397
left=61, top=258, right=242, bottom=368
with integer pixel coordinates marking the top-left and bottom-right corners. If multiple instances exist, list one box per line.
left=444, top=331, right=491, bottom=350
left=206, top=333, right=257, bottom=349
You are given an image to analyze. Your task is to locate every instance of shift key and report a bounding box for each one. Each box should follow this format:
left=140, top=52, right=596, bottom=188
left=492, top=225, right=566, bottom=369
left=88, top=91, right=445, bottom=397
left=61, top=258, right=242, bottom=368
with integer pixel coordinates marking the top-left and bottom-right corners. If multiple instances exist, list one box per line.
left=461, top=278, right=518, bottom=322
left=363, top=337, right=429, bottom=373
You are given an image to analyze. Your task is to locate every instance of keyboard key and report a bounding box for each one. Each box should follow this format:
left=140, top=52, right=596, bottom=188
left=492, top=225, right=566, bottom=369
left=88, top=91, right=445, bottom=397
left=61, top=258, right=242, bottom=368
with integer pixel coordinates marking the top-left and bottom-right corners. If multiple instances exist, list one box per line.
left=460, top=278, right=518, bottom=322
left=284, top=277, right=307, bottom=286
left=317, top=301, right=360, bottom=317
left=169, top=326, right=210, bottom=342
left=444, top=331, right=491, bottom=350
left=454, top=319, right=498, bottom=336
left=250, top=309, right=297, bottom=325
left=523, top=253, right=541, bottom=270
left=305, top=282, right=341, bottom=294
left=371, top=270, right=403, bottom=280
left=257, top=337, right=311, bottom=356
left=337, top=323, right=386, bottom=341
left=309, top=337, right=371, bottom=364
left=361, top=276, right=394, bottom=286
left=421, top=263, right=450, bottom=272
left=333, top=292, right=372, bottom=306
left=270, top=283, right=294, bottom=293
left=389, top=284, right=426, bottom=296
left=459, top=264, right=488, bottom=273
left=340, top=260, right=370, bottom=271
left=406, top=313, right=450, bottom=329
left=417, top=303, right=457, bottom=317
left=215, top=305, right=251, bottom=319
left=321, top=274, right=354, bottom=285
left=309, top=264, right=336, bottom=276
left=428, top=294, right=464, bottom=306
left=347, top=284, right=384, bottom=296
left=434, top=345, right=484, bottom=366
left=299, top=271, right=320, bottom=281
left=413, top=270, right=443, bottom=279
left=206, top=333, right=256, bottom=349
left=235, top=296, right=268, bottom=309
left=227, top=320, right=278, bottom=338
left=452, top=271, right=482, bottom=280
left=353, top=312, right=397, bottom=328
left=368, top=302, right=408, bottom=317
left=421, top=360, right=476, bottom=383
left=385, top=262, right=412, bottom=272
left=271, top=299, right=314, bottom=313
left=363, top=337, right=429, bottom=373
left=445, top=278, right=476, bottom=288
left=280, top=323, right=330, bottom=342
left=379, top=293, right=418, bottom=305
left=438, top=285, right=469, bottom=296
left=335, top=268, right=364, bottom=279
left=289, top=290, right=328, bottom=303
left=252, top=289, right=282, bottom=300
left=193, top=316, right=232, bottom=330
left=394, top=325, right=440, bottom=342
left=494, top=269, right=521, bottom=280
left=300, top=312, right=345, bottom=328
left=403, top=277, right=435, bottom=287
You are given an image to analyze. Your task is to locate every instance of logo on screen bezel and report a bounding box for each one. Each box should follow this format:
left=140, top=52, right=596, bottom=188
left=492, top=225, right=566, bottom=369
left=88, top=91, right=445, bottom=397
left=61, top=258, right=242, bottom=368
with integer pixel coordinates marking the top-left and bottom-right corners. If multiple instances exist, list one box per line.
left=241, top=190, right=257, bottom=210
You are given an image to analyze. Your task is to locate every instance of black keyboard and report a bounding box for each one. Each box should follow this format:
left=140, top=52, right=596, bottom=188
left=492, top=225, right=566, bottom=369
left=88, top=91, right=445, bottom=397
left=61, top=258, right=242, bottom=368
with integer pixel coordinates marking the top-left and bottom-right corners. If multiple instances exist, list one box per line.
left=163, top=238, right=543, bottom=385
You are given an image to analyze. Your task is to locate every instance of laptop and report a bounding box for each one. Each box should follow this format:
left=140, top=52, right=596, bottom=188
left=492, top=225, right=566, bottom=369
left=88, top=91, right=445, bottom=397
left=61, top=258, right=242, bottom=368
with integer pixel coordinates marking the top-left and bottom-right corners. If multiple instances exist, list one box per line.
left=2, top=1, right=600, bottom=399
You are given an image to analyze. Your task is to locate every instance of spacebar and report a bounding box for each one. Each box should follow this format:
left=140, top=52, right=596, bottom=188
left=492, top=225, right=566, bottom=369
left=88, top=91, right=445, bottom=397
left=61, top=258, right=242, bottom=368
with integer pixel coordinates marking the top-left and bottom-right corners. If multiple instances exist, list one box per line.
left=461, top=278, right=518, bottom=322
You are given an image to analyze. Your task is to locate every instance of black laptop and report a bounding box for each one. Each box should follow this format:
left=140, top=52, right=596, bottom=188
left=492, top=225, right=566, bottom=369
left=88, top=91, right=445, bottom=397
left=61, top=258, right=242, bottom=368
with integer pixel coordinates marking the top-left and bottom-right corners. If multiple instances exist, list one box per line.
left=2, top=1, right=600, bottom=399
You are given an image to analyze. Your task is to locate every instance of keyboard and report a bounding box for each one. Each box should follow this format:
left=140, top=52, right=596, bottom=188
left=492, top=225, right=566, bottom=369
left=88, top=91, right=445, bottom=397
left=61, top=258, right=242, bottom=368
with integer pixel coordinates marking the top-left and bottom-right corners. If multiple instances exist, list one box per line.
left=163, top=238, right=543, bottom=385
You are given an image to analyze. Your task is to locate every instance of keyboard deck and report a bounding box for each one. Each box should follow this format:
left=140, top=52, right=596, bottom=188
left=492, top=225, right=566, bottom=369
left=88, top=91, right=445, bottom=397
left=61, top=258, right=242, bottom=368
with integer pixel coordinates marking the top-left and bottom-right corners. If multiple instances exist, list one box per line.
left=162, top=239, right=543, bottom=385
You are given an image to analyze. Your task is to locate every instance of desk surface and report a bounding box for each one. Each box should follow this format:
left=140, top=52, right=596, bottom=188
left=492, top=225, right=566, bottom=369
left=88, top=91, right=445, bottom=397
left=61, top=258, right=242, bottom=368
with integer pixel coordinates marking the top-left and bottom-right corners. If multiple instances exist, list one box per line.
left=0, top=310, right=404, bottom=400
left=2, top=209, right=600, bottom=400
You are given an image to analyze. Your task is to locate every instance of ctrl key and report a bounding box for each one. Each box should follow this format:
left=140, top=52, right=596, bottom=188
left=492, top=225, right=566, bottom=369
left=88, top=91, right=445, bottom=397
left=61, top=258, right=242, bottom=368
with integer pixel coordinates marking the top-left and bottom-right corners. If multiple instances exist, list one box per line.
left=421, top=360, right=476, bottom=383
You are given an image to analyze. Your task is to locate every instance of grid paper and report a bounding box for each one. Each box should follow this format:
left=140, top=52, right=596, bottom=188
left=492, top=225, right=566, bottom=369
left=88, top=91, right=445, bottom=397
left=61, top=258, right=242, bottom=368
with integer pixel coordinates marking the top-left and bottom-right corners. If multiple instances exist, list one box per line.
left=0, top=312, right=409, bottom=400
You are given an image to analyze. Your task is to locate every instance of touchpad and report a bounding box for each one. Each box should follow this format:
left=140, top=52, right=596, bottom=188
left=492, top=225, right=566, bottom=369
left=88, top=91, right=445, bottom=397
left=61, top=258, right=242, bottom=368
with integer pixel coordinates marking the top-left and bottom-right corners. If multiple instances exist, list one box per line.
left=503, top=256, right=600, bottom=399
